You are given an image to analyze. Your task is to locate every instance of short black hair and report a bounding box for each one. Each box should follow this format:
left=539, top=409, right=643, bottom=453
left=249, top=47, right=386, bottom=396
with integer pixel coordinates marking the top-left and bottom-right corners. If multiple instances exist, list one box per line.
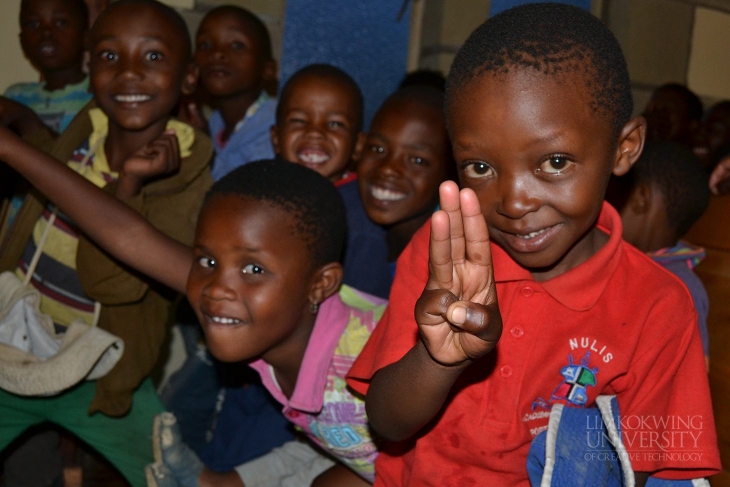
left=21, top=0, right=89, bottom=30
left=399, top=69, right=446, bottom=92
left=446, top=2, right=632, bottom=137
left=652, top=83, right=704, bottom=121
left=277, top=64, right=364, bottom=131
left=93, top=0, right=191, bottom=60
left=632, top=141, right=710, bottom=239
left=206, top=159, right=347, bottom=266
left=201, top=6, right=272, bottom=61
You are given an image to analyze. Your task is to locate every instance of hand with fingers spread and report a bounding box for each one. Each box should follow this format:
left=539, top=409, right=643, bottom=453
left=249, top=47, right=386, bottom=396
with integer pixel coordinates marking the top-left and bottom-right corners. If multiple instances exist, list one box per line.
left=415, top=180, right=503, bottom=366
left=116, top=129, right=181, bottom=200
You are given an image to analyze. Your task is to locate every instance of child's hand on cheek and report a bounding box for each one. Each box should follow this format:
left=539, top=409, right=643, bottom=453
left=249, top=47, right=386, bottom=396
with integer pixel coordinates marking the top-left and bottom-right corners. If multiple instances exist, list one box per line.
left=177, top=97, right=209, bottom=134
left=116, top=130, right=181, bottom=201
left=415, top=181, right=502, bottom=366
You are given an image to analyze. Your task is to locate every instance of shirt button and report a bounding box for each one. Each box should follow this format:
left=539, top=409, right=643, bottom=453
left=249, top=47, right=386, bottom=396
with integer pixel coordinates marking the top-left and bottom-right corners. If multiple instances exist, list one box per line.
left=521, top=286, right=534, bottom=297
left=286, top=410, right=300, bottom=419
left=510, top=327, right=524, bottom=338
left=500, top=365, right=513, bottom=377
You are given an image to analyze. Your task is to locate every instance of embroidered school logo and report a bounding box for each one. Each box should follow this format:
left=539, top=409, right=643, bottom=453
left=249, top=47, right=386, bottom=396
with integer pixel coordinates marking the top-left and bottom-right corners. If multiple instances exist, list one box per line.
left=532, top=352, right=598, bottom=410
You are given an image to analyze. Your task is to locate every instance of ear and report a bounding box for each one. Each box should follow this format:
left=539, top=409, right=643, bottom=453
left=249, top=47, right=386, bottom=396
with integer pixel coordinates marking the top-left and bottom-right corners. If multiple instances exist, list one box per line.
left=181, top=63, right=199, bottom=96
left=613, top=116, right=646, bottom=177
left=308, top=262, right=343, bottom=309
left=270, top=124, right=282, bottom=156
left=627, top=181, right=652, bottom=215
left=350, top=131, right=367, bottom=165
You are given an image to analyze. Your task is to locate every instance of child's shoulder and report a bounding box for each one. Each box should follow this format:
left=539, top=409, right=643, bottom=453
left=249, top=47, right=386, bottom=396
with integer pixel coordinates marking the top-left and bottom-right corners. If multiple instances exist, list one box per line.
left=335, top=285, right=387, bottom=358
left=4, top=82, right=43, bottom=100
left=617, top=239, right=696, bottom=306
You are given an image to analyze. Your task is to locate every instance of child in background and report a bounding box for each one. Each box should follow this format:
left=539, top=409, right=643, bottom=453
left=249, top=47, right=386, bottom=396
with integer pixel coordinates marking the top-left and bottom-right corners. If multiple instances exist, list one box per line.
left=272, top=63, right=391, bottom=299
left=0, top=1, right=212, bottom=486
left=1, top=0, right=92, bottom=137
left=182, top=5, right=277, bottom=181
left=357, top=86, right=454, bottom=273
left=616, top=141, right=711, bottom=365
left=642, top=83, right=703, bottom=148
left=0, top=0, right=94, bottom=230
left=348, top=4, right=719, bottom=486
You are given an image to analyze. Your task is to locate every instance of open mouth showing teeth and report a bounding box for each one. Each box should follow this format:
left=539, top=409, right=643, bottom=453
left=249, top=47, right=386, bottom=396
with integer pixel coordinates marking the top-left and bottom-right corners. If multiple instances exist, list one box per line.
left=210, top=316, right=241, bottom=325
left=371, top=186, right=406, bottom=202
left=114, top=94, right=151, bottom=103
left=39, top=45, right=55, bottom=55
left=514, top=228, right=548, bottom=240
left=298, top=151, right=329, bottom=164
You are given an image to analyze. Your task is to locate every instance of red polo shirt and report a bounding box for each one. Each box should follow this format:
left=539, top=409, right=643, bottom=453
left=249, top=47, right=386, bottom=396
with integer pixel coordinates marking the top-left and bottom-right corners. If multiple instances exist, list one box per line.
left=348, top=202, right=720, bottom=486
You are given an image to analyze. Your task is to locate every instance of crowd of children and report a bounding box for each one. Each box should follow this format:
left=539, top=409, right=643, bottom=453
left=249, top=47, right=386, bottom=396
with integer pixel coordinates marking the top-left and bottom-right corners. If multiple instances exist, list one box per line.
left=0, top=1, right=723, bottom=487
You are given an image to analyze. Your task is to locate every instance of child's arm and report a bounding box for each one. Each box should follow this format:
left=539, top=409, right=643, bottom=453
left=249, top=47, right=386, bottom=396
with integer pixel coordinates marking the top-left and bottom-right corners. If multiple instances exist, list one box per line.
left=0, top=125, right=192, bottom=293
left=0, top=96, right=53, bottom=139
left=365, top=181, right=503, bottom=441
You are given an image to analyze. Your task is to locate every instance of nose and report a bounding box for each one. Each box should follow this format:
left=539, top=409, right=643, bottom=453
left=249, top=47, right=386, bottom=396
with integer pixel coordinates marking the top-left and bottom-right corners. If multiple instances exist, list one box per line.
left=376, top=150, right=403, bottom=177
left=201, top=271, right=237, bottom=301
left=304, top=120, right=326, bottom=140
left=119, top=56, right=144, bottom=80
left=496, top=174, right=540, bottom=219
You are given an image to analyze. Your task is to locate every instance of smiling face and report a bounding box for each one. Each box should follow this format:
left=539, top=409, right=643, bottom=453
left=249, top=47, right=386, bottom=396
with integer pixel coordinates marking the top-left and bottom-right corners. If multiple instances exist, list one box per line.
left=88, top=2, right=191, bottom=135
left=186, top=195, right=318, bottom=365
left=358, top=96, right=450, bottom=229
left=194, top=9, right=274, bottom=100
left=19, top=0, right=86, bottom=76
left=272, top=74, right=364, bottom=182
left=449, top=69, right=636, bottom=280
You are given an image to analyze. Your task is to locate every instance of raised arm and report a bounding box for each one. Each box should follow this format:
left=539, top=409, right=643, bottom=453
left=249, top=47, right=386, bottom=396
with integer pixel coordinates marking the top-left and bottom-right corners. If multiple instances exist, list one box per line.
left=365, top=181, right=503, bottom=441
left=0, top=125, right=192, bottom=293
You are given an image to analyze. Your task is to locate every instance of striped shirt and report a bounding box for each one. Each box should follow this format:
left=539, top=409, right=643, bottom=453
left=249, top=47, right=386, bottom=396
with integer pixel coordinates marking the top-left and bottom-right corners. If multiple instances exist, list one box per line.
left=4, top=77, right=92, bottom=134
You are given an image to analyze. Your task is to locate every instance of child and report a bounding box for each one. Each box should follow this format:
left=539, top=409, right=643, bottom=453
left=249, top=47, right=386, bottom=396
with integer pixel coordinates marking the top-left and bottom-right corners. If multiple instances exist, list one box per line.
left=347, top=4, right=720, bottom=486
left=0, top=0, right=94, bottom=231
left=185, top=5, right=278, bottom=181
left=162, top=5, right=285, bottom=461
left=357, top=86, right=454, bottom=270
left=642, top=83, right=702, bottom=148
left=616, top=141, right=711, bottom=364
left=0, top=141, right=385, bottom=485
left=0, top=1, right=212, bottom=486
left=272, top=63, right=391, bottom=299
left=1, top=0, right=92, bottom=137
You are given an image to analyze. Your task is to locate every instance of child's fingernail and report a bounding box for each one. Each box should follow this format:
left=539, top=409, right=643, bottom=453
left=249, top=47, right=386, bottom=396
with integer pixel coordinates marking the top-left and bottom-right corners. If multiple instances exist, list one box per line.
left=450, top=306, right=467, bottom=325
left=165, top=129, right=176, bottom=134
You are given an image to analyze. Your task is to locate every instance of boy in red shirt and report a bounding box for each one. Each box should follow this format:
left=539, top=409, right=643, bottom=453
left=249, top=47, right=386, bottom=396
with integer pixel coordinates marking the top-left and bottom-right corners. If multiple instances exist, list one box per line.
left=347, top=4, right=720, bottom=486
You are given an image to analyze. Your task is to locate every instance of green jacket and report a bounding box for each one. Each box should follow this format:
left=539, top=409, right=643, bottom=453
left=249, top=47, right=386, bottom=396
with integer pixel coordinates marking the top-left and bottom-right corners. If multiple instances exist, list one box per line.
left=0, top=101, right=213, bottom=416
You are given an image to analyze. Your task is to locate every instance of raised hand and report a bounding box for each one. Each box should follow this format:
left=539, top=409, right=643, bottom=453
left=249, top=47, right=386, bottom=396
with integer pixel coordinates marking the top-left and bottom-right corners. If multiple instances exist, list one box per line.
left=709, top=155, right=730, bottom=196
left=415, top=180, right=502, bottom=365
left=177, top=96, right=208, bottom=133
left=116, top=129, right=180, bottom=200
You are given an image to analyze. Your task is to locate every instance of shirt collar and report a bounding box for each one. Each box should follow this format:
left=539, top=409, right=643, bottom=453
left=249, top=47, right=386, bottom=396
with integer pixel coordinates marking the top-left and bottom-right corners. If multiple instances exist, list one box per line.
left=250, top=291, right=350, bottom=414
left=492, top=201, right=624, bottom=311
left=88, top=107, right=195, bottom=167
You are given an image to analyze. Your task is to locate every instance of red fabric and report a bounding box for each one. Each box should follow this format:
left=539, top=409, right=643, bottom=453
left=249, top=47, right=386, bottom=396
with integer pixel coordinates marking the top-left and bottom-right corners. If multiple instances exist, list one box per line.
left=334, top=171, right=357, bottom=188
left=348, top=202, right=720, bottom=486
